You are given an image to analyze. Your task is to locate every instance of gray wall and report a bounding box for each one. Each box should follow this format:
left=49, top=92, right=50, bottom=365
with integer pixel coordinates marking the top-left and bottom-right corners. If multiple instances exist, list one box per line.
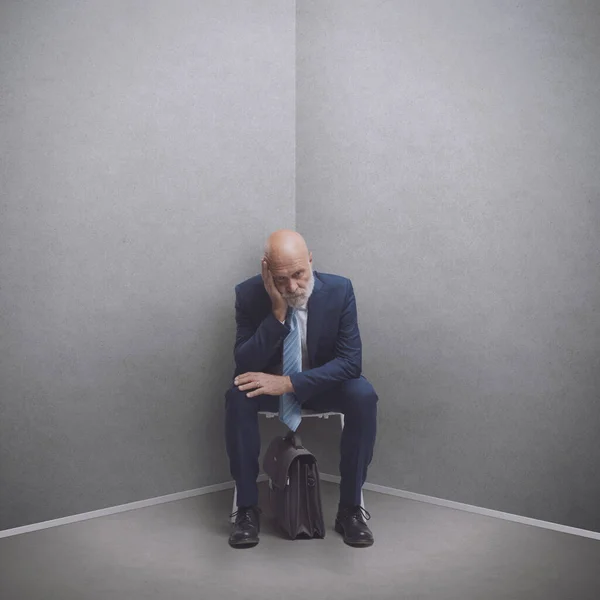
left=3, top=0, right=599, bottom=536
left=296, top=0, right=600, bottom=532
left=0, top=0, right=295, bottom=530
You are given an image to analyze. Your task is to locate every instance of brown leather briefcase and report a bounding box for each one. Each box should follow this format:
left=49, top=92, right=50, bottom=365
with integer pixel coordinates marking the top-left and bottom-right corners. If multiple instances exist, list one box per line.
left=262, top=432, right=326, bottom=540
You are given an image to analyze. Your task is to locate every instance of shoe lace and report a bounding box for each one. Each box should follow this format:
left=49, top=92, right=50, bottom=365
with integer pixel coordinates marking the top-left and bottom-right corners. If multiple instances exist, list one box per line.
left=229, top=506, right=262, bottom=527
left=342, top=505, right=371, bottom=522
left=355, top=506, right=371, bottom=522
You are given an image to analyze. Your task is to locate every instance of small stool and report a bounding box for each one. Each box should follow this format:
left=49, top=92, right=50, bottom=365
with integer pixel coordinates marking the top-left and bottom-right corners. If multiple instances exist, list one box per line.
left=231, top=410, right=365, bottom=521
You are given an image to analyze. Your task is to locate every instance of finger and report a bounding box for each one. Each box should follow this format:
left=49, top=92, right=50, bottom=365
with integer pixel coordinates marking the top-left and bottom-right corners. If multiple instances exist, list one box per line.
left=236, top=372, right=256, bottom=380
left=234, top=373, right=256, bottom=386
left=261, top=258, right=267, bottom=282
left=263, top=259, right=275, bottom=284
left=238, top=381, right=259, bottom=391
left=245, top=380, right=264, bottom=397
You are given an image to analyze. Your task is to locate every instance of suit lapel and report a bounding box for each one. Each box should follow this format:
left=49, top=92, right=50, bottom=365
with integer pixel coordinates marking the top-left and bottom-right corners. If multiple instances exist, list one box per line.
left=306, top=272, right=327, bottom=368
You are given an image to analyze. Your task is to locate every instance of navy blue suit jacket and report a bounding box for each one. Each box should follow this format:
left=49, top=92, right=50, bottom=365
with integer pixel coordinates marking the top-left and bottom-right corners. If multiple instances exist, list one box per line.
left=232, top=271, right=362, bottom=404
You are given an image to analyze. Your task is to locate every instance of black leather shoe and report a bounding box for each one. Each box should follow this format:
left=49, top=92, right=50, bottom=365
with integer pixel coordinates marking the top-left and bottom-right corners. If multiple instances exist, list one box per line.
left=228, top=506, right=261, bottom=549
left=334, top=505, right=374, bottom=547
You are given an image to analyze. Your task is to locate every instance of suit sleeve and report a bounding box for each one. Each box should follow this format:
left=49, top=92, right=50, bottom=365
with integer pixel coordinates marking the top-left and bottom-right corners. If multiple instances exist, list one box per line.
left=289, top=280, right=362, bottom=403
left=233, top=286, right=290, bottom=375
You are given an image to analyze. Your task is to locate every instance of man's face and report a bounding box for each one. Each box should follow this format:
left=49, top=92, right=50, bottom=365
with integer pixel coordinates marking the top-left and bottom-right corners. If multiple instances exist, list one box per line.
left=267, top=253, right=314, bottom=308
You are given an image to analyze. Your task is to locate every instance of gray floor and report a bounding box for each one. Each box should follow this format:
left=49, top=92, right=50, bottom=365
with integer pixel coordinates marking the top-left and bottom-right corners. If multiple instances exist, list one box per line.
left=1, top=481, right=599, bottom=600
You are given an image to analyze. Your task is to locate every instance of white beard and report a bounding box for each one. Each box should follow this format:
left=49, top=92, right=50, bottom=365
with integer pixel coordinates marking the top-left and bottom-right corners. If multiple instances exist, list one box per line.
left=283, top=267, right=315, bottom=309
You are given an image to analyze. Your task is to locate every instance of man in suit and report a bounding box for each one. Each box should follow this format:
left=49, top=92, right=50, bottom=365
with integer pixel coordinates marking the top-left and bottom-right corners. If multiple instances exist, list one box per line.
left=225, top=230, right=378, bottom=549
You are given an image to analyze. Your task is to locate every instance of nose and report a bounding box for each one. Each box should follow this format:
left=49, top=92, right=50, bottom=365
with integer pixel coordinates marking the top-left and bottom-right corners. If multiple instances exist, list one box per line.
left=287, top=280, right=298, bottom=294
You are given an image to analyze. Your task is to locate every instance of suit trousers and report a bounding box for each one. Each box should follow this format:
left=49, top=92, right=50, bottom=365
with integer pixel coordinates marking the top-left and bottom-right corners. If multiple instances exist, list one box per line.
left=225, top=376, right=378, bottom=508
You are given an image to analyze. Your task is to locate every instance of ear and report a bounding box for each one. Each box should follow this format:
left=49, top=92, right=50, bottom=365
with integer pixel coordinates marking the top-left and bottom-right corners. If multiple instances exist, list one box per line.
left=308, top=252, right=313, bottom=264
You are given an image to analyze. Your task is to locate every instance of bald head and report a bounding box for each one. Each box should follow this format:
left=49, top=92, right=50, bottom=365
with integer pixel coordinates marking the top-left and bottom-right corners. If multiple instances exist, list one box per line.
left=264, top=229, right=314, bottom=307
left=264, top=229, right=310, bottom=265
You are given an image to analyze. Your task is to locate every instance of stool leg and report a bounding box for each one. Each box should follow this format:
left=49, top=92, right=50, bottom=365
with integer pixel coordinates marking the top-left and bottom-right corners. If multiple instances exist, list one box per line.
left=231, top=485, right=237, bottom=523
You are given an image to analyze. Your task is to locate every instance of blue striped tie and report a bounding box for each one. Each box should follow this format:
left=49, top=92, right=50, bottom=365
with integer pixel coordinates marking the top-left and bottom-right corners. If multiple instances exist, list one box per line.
left=279, top=308, right=302, bottom=431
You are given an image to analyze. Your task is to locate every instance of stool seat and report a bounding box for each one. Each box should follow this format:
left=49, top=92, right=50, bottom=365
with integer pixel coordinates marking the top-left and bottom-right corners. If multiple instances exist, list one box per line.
left=259, top=409, right=343, bottom=420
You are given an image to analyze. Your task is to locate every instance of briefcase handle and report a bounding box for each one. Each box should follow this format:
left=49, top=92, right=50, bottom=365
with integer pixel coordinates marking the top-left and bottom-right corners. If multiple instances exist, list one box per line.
left=284, top=430, right=303, bottom=449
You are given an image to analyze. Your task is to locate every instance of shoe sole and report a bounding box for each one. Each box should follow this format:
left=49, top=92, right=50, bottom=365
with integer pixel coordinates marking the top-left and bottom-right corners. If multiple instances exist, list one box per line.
left=334, top=522, right=374, bottom=547
left=229, top=539, right=259, bottom=549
